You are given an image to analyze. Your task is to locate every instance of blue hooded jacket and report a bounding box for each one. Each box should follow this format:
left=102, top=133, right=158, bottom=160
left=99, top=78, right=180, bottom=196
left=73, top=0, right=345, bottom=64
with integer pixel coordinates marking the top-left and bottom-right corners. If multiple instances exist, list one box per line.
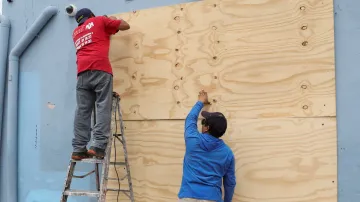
left=178, top=101, right=236, bottom=202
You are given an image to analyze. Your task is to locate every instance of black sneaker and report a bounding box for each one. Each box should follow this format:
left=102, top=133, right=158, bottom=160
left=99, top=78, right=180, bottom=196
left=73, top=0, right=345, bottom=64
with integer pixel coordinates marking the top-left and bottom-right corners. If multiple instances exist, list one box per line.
left=87, top=146, right=105, bottom=159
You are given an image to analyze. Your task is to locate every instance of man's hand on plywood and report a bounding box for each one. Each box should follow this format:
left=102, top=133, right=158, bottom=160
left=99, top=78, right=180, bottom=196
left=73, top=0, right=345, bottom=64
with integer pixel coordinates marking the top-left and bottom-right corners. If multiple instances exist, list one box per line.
left=198, top=90, right=211, bottom=105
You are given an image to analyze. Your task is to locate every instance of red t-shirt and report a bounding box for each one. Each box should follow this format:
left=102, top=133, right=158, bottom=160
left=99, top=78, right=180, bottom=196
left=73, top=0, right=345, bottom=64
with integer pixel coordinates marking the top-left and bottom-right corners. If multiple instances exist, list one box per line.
left=72, top=16, right=121, bottom=75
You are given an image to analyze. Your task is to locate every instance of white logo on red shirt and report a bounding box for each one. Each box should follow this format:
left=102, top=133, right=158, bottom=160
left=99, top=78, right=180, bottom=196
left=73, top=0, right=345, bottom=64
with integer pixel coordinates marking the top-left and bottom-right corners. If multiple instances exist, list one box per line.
left=74, top=22, right=95, bottom=50
left=86, top=22, right=94, bottom=30
left=75, top=32, right=93, bottom=50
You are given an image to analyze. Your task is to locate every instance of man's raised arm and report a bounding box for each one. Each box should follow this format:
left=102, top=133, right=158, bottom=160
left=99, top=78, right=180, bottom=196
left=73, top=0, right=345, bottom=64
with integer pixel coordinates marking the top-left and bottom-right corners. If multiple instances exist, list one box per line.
left=103, top=15, right=130, bottom=35
left=184, top=90, right=208, bottom=139
left=184, top=101, right=203, bottom=139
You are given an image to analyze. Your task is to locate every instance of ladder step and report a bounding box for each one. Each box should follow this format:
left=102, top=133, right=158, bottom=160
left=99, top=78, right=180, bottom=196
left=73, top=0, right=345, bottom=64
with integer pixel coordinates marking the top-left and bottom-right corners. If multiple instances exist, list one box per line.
left=106, top=177, right=128, bottom=181
left=71, top=158, right=104, bottom=164
left=108, top=188, right=131, bottom=192
left=71, top=159, right=125, bottom=165
left=110, top=161, right=126, bottom=165
left=63, top=190, right=99, bottom=197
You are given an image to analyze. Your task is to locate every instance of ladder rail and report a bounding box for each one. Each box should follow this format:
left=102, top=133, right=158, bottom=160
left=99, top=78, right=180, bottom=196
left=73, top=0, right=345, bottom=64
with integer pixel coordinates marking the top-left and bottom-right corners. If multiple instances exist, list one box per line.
left=60, top=161, right=76, bottom=202
left=98, top=134, right=113, bottom=201
left=95, top=163, right=100, bottom=191
left=117, top=98, right=135, bottom=201
left=99, top=94, right=119, bottom=201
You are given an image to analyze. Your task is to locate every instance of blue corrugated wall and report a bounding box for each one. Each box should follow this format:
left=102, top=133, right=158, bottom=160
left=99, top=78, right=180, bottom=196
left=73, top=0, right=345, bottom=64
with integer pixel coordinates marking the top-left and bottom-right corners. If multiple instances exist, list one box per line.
left=0, top=0, right=358, bottom=201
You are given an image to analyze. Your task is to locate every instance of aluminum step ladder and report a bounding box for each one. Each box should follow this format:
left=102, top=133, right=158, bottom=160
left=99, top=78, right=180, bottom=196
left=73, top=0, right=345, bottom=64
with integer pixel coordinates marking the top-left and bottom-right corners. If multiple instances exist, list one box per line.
left=60, top=92, right=134, bottom=202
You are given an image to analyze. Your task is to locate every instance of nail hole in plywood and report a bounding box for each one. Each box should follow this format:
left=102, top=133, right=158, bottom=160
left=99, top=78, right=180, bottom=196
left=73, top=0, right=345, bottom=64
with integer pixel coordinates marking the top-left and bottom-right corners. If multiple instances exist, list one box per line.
left=174, top=85, right=179, bottom=90
left=180, top=7, right=184, bottom=11
left=132, top=75, right=136, bottom=79
left=214, top=76, right=218, bottom=79
left=302, top=41, right=308, bottom=46
left=175, top=63, right=180, bottom=67
left=212, top=26, right=217, bottom=30
left=177, top=30, right=181, bottom=34
left=303, top=105, right=308, bottom=110
left=213, top=56, right=217, bottom=60
left=175, top=48, right=179, bottom=52
left=174, top=16, right=180, bottom=20
left=300, top=6, right=306, bottom=10
left=180, top=77, right=183, bottom=80
left=213, top=99, right=217, bottom=103
left=301, top=25, right=308, bottom=30
left=301, top=85, right=307, bottom=89
left=177, top=101, right=180, bottom=104
left=213, top=4, right=217, bottom=7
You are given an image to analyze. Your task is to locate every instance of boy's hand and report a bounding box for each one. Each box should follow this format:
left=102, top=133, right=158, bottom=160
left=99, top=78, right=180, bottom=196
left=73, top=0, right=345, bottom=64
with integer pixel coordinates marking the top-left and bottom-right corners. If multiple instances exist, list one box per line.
left=198, top=90, right=210, bottom=104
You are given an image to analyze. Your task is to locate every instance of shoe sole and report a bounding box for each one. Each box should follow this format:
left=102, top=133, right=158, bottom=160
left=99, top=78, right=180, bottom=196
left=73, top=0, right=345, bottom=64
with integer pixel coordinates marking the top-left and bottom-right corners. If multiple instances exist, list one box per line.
left=71, top=155, right=90, bottom=160
left=87, top=150, right=105, bottom=159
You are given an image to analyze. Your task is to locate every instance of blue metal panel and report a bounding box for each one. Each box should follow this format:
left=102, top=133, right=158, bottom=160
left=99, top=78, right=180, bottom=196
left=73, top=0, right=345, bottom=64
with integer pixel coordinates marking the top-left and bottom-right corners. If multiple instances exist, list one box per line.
left=334, top=0, right=360, bottom=201
left=18, top=72, right=93, bottom=202
left=1, top=6, right=58, bottom=202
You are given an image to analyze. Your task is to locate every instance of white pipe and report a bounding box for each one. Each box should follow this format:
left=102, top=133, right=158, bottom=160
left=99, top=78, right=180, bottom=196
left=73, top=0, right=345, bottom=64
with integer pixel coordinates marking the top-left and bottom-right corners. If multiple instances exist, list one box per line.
left=0, top=15, right=10, bottom=150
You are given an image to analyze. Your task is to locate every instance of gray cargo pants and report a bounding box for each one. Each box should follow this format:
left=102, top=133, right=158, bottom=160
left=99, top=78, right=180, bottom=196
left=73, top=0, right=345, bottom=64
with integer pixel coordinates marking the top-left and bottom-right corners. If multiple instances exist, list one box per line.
left=72, top=70, right=113, bottom=152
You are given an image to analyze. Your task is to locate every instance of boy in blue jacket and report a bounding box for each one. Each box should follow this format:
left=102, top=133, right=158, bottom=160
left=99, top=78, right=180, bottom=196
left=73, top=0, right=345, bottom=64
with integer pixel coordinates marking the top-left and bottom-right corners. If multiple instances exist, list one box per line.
left=178, top=90, right=236, bottom=202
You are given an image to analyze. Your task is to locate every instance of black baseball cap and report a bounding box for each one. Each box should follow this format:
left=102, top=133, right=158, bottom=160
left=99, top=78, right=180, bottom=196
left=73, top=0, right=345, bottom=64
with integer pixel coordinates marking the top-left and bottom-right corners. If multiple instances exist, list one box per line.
left=201, top=111, right=227, bottom=138
left=75, top=8, right=95, bottom=25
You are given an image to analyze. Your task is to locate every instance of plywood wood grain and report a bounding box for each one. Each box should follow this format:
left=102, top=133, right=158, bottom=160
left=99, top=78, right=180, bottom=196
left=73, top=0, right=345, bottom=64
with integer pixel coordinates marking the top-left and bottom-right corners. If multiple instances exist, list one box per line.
left=107, top=117, right=337, bottom=202
left=109, top=0, right=335, bottom=120
left=105, top=0, right=336, bottom=201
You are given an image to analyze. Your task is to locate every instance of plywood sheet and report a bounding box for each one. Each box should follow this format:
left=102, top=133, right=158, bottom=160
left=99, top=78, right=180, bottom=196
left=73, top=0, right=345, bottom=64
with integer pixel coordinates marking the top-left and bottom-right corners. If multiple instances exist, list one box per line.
left=107, top=117, right=337, bottom=202
left=109, top=0, right=335, bottom=120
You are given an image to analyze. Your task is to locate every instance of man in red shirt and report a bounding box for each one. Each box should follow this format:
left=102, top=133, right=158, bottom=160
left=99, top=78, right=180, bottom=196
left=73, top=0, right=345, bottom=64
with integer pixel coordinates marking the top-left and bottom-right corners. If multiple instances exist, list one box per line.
left=71, top=8, right=130, bottom=160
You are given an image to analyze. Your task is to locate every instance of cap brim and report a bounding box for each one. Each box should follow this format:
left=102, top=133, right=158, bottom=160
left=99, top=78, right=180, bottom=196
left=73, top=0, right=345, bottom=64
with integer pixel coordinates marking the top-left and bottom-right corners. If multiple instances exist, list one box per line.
left=201, top=111, right=226, bottom=119
left=201, top=111, right=211, bottom=118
